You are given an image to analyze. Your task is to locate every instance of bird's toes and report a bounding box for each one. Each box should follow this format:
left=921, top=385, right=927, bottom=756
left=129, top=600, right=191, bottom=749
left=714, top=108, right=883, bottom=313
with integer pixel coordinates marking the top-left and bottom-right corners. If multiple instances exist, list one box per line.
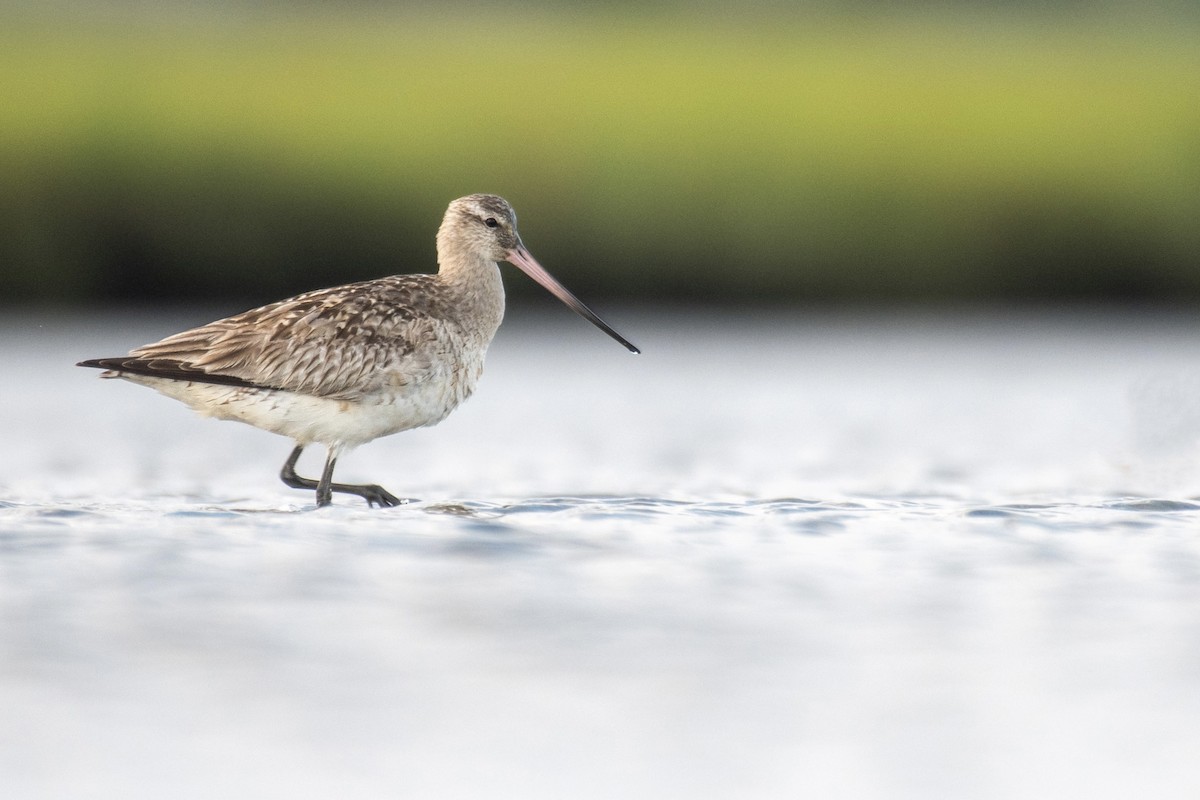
left=363, top=485, right=406, bottom=508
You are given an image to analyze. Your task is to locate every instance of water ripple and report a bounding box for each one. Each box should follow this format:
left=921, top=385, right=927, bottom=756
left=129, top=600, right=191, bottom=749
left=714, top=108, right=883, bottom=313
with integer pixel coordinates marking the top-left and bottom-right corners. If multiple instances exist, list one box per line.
left=4, top=494, right=1200, bottom=537
left=1104, top=498, right=1200, bottom=512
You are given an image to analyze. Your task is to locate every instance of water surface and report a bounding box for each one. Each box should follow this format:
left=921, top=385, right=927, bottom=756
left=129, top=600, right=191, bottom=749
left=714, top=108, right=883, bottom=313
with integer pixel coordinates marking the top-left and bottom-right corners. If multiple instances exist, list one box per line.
left=3, top=309, right=1200, bottom=798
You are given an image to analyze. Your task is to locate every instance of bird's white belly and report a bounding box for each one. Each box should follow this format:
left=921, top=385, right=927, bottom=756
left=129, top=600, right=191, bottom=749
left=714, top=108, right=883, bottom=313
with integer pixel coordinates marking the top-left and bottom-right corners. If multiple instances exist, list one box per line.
left=124, top=366, right=479, bottom=448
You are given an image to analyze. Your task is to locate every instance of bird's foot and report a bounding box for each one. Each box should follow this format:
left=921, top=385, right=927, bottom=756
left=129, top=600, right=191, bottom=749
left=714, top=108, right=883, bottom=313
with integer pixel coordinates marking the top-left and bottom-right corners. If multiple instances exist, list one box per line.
left=360, top=485, right=407, bottom=508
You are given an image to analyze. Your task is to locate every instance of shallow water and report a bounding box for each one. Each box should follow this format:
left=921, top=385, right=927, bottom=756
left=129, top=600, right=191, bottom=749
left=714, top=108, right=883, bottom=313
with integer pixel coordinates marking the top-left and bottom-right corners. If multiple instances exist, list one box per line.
left=3, top=308, right=1200, bottom=798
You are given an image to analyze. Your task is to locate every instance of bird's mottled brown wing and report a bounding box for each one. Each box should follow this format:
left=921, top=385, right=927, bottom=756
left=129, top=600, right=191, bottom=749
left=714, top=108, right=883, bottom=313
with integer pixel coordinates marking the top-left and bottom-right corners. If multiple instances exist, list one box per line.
left=115, top=276, right=452, bottom=398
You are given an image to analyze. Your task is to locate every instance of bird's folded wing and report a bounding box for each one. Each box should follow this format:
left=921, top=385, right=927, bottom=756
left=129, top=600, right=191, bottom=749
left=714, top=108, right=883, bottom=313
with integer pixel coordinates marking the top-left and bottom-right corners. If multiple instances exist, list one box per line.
left=87, top=278, right=446, bottom=398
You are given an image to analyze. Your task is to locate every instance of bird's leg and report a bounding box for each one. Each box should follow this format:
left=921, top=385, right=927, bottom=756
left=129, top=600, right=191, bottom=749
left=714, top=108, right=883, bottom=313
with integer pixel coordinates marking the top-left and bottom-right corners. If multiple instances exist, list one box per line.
left=279, top=444, right=405, bottom=508
left=280, top=444, right=316, bottom=491
left=316, top=450, right=337, bottom=507
left=318, top=448, right=406, bottom=507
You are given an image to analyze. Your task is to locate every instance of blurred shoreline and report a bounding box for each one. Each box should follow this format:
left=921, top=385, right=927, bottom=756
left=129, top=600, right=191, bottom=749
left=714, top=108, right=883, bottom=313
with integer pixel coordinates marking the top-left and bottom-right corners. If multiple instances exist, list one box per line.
left=3, top=3, right=1198, bottom=305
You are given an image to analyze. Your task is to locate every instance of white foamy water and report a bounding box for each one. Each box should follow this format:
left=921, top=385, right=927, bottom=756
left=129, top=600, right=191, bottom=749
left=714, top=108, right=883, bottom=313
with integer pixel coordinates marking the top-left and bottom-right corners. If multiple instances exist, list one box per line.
left=3, top=308, right=1200, bottom=799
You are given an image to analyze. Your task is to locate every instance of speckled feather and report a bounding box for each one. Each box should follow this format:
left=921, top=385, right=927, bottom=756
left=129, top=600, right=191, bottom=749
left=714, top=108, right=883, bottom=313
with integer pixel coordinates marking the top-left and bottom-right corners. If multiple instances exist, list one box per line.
left=117, top=275, right=467, bottom=400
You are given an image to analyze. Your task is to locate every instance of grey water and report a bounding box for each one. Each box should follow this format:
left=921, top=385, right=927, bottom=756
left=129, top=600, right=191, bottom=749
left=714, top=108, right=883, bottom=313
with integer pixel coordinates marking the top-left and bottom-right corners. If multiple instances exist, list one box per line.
left=3, top=308, right=1200, bottom=799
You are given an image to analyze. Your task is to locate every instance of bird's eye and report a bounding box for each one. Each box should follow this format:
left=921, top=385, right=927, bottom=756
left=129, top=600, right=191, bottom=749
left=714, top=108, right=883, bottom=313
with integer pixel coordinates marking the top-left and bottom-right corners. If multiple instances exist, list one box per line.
left=484, top=217, right=499, bottom=228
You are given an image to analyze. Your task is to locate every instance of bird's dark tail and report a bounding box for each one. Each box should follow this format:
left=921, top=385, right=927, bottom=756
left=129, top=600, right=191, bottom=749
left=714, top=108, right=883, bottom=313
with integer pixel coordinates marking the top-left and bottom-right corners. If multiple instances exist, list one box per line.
left=77, top=358, right=265, bottom=389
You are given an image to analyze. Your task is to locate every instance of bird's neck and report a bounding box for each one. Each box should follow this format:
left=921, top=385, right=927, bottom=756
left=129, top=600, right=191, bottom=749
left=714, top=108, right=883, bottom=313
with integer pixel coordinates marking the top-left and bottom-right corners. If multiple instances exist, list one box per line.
left=436, top=250, right=506, bottom=342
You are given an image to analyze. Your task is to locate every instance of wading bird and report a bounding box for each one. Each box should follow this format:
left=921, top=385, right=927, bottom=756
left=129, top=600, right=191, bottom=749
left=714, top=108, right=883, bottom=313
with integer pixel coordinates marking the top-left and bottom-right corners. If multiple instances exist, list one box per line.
left=79, top=194, right=638, bottom=507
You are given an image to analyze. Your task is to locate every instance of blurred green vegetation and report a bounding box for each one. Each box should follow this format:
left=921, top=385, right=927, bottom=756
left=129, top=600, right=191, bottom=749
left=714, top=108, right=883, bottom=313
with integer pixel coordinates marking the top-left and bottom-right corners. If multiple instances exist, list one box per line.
left=2, top=7, right=1199, bottom=305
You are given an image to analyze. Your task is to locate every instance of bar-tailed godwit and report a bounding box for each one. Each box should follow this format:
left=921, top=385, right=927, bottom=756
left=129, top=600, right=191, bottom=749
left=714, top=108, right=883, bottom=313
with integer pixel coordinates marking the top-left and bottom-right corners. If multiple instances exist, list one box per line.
left=78, top=194, right=638, bottom=507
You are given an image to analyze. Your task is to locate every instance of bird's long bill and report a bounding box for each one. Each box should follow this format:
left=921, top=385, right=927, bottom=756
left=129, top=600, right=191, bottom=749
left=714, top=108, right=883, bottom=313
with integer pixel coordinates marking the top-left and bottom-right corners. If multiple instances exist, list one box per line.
left=506, top=246, right=640, bottom=354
